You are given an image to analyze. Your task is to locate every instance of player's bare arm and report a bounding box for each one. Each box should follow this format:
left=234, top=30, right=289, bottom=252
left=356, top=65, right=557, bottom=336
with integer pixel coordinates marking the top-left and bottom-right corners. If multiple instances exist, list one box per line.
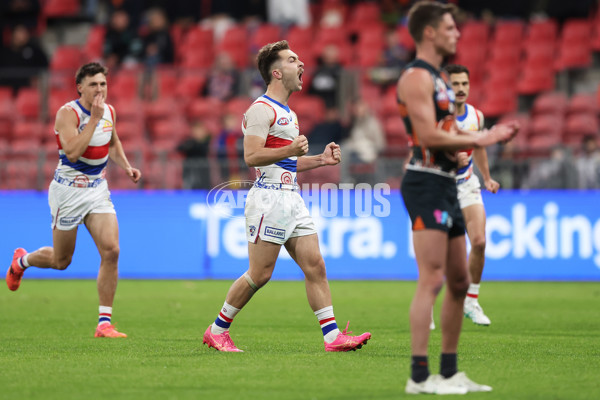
left=243, top=103, right=307, bottom=167
left=56, top=93, right=103, bottom=162
left=400, top=69, right=518, bottom=150
left=106, top=105, right=141, bottom=183
left=297, top=142, right=341, bottom=172
left=470, top=110, right=499, bottom=192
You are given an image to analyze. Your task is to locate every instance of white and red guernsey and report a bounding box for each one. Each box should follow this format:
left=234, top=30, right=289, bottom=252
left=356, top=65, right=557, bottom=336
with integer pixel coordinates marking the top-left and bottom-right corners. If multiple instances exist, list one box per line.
left=242, top=94, right=300, bottom=188
left=55, top=99, right=113, bottom=181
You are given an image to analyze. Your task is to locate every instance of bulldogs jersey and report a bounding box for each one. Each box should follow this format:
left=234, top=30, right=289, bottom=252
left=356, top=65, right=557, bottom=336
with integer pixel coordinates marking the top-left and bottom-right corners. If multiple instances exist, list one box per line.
left=455, top=103, right=482, bottom=184
left=55, top=100, right=113, bottom=181
left=242, top=94, right=300, bottom=188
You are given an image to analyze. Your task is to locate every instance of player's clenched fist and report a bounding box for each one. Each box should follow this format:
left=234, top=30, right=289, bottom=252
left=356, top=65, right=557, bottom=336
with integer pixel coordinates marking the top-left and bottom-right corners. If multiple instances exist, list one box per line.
left=290, top=135, right=309, bottom=156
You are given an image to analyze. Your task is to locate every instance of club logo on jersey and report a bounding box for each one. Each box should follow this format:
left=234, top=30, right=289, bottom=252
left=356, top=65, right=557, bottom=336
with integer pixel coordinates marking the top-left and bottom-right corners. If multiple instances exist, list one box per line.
left=281, top=172, right=293, bottom=184
left=277, top=117, right=290, bottom=126
left=249, top=225, right=256, bottom=236
left=102, top=120, right=113, bottom=132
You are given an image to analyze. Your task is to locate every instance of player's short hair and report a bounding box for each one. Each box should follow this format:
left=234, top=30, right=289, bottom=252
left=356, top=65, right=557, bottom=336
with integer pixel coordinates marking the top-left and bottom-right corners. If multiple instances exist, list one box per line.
left=445, top=64, right=470, bottom=77
left=407, top=1, right=457, bottom=44
left=75, top=62, right=108, bottom=94
left=257, top=40, right=290, bottom=86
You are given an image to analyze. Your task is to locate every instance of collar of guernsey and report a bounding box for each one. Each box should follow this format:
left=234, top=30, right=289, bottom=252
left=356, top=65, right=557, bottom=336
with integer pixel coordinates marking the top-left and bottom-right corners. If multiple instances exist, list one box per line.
left=54, top=99, right=113, bottom=180
left=244, top=94, right=299, bottom=187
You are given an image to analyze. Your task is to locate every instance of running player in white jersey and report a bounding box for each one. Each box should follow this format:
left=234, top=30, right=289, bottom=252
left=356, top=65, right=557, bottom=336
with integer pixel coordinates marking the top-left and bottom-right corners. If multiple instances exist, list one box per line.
left=6, top=63, right=141, bottom=338
left=445, top=64, right=497, bottom=326
left=203, top=40, right=371, bottom=352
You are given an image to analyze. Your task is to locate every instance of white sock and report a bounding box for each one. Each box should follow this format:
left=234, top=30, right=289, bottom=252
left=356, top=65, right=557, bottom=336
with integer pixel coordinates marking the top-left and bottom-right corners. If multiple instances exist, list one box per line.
left=467, top=283, right=480, bottom=300
left=19, top=254, right=30, bottom=269
left=315, top=306, right=340, bottom=343
left=98, top=306, right=112, bottom=326
left=211, top=301, right=240, bottom=335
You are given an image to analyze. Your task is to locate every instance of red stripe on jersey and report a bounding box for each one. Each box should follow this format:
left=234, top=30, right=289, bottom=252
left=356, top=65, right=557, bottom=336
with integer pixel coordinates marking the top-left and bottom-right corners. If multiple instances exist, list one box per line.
left=81, top=142, right=110, bottom=160
left=319, top=317, right=336, bottom=326
left=219, top=312, right=233, bottom=323
left=265, top=135, right=293, bottom=148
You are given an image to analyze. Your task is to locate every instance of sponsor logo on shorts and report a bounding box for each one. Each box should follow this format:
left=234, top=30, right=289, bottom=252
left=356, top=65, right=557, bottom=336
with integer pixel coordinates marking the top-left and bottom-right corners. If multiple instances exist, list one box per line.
left=434, top=209, right=453, bottom=228
left=264, top=226, right=285, bottom=239
left=60, top=215, right=83, bottom=226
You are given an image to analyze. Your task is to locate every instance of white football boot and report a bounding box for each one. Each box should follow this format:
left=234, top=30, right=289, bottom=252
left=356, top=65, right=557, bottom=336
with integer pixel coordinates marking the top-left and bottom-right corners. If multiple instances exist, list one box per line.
left=463, top=297, right=491, bottom=326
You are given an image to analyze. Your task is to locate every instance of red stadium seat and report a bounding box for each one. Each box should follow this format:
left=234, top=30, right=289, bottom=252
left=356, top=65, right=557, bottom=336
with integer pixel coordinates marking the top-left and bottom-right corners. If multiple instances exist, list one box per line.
left=517, top=62, right=555, bottom=95
left=525, top=19, right=558, bottom=44
left=180, top=50, right=214, bottom=69
left=13, top=121, right=46, bottom=142
left=0, top=120, right=13, bottom=141
left=0, top=87, right=13, bottom=102
left=145, top=98, right=181, bottom=121
left=110, top=98, right=145, bottom=123
left=4, top=161, right=40, bottom=189
left=174, top=73, right=206, bottom=101
left=251, top=24, right=282, bottom=49
left=496, top=113, right=531, bottom=149
left=531, top=91, right=568, bottom=116
left=115, top=120, right=144, bottom=142
left=109, top=70, right=140, bottom=100
left=560, top=19, right=591, bottom=44
left=554, top=41, right=592, bottom=71
left=384, top=115, right=409, bottom=147
left=567, top=93, right=597, bottom=115
left=50, top=46, right=82, bottom=71
left=220, top=25, right=250, bottom=68
left=43, top=0, right=80, bottom=18
left=563, top=114, right=599, bottom=146
left=478, top=87, right=518, bottom=118
left=291, top=96, right=326, bottom=127
left=298, top=163, right=340, bottom=185
left=491, top=20, right=524, bottom=47
left=459, top=20, right=490, bottom=45
left=15, top=88, right=41, bottom=120
left=187, top=97, right=223, bottom=120
left=83, top=25, right=105, bottom=60
left=285, top=26, right=314, bottom=48
left=155, top=67, right=178, bottom=98
left=225, top=97, right=253, bottom=117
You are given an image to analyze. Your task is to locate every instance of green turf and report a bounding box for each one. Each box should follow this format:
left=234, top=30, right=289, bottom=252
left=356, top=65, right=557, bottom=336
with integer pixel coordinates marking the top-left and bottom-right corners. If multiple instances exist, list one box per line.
left=1, top=280, right=599, bottom=400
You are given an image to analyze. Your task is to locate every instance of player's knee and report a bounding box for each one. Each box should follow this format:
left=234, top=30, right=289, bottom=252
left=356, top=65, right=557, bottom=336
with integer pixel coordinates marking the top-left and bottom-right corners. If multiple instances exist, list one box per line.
left=100, top=245, right=120, bottom=264
left=54, top=255, right=72, bottom=270
left=447, top=276, right=470, bottom=298
left=244, top=270, right=267, bottom=291
left=306, top=257, right=327, bottom=281
left=470, top=235, right=486, bottom=254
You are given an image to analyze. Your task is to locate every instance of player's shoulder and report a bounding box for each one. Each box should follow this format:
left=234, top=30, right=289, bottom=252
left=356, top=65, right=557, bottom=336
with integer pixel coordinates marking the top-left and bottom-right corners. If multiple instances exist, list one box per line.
left=398, top=67, right=434, bottom=92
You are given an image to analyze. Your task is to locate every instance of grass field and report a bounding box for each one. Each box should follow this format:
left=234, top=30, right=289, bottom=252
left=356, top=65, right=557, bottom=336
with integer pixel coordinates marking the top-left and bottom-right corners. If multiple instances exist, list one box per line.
left=1, top=280, right=599, bottom=400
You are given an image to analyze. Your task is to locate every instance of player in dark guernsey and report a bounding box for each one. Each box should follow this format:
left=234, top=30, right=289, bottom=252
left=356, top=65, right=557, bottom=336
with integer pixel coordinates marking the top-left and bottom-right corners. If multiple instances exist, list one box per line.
left=397, top=1, right=518, bottom=395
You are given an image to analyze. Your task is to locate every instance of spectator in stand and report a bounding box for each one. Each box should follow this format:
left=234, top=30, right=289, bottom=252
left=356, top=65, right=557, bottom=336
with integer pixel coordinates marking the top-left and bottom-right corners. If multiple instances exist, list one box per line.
left=103, top=9, right=142, bottom=69
left=177, top=120, right=213, bottom=190
left=369, top=29, right=412, bottom=87
left=0, top=24, right=48, bottom=92
left=140, top=8, right=174, bottom=67
left=523, top=145, right=578, bottom=189
left=341, top=99, right=385, bottom=184
left=215, top=113, right=244, bottom=182
left=489, top=141, right=526, bottom=189
left=0, top=0, right=40, bottom=30
left=309, top=44, right=343, bottom=109
left=204, top=52, right=240, bottom=102
left=575, top=134, right=600, bottom=189
left=307, top=108, right=348, bottom=156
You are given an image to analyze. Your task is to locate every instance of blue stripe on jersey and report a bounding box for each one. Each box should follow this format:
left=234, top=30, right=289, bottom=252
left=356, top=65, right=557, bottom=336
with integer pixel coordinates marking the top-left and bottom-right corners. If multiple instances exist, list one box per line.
left=457, top=159, right=472, bottom=174
left=59, top=154, right=107, bottom=175
left=75, top=100, right=91, bottom=116
left=262, top=95, right=290, bottom=113
left=275, top=158, right=297, bottom=172
left=456, top=106, right=469, bottom=122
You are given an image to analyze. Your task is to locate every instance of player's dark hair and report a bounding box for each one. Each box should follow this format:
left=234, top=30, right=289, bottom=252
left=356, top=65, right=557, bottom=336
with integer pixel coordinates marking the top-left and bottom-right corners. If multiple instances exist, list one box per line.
left=257, top=40, right=290, bottom=85
left=444, top=64, right=470, bottom=77
left=407, top=1, right=457, bottom=44
left=75, top=62, right=108, bottom=94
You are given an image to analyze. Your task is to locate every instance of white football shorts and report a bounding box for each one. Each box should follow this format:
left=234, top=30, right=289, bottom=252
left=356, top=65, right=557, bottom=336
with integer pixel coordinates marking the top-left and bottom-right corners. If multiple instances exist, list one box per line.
left=245, top=186, right=316, bottom=245
left=49, top=179, right=116, bottom=231
left=457, top=174, right=483, bottom=209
